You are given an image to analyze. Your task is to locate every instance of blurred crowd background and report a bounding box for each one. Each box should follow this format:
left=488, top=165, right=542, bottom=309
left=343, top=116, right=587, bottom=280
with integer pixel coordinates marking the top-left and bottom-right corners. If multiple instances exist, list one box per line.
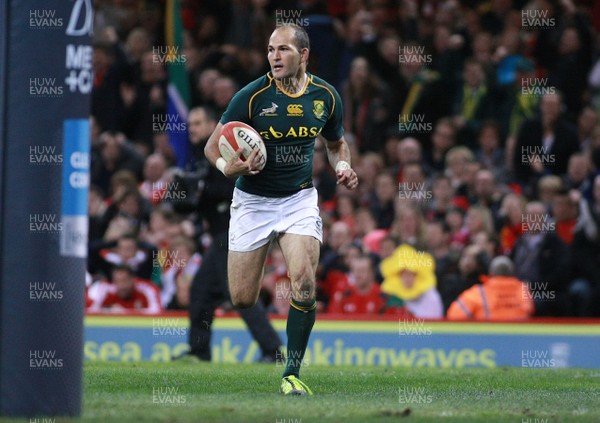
left=86, top=0, right=600, bottom=318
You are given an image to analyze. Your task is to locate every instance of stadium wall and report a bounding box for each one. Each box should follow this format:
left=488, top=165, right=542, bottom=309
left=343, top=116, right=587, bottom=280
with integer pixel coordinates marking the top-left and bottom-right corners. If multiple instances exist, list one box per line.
left=84, top=314, right=600, bottom=369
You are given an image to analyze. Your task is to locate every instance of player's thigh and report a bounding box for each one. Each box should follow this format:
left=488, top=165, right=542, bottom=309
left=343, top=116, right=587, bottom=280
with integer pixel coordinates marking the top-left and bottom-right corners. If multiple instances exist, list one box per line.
left=228, top=244, right=270, bottom=306
left=277, top=233, right=320, bottom=297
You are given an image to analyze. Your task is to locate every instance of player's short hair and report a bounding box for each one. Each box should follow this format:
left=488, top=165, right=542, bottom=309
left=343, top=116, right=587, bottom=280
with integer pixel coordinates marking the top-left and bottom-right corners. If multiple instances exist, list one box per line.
left=277, top=23, right=310, bottom=51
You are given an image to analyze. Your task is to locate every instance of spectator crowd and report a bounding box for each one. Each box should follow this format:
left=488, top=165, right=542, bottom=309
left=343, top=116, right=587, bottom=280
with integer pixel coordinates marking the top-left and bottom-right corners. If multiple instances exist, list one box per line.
left=86, top=0, right=600, bottom=318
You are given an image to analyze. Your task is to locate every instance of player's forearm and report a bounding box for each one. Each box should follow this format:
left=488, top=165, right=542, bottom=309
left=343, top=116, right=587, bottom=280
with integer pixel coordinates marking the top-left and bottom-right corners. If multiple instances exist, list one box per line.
left=204, top=122, right=225, bottom=169
left=325, top=139, right=352, bottom=171
left=204, top=135, right=221, bottom=167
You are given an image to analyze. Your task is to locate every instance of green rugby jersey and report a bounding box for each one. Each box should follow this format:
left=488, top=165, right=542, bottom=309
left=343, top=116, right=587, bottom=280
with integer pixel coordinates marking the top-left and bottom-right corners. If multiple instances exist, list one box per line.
left=220, top=72, right=344, bottom=197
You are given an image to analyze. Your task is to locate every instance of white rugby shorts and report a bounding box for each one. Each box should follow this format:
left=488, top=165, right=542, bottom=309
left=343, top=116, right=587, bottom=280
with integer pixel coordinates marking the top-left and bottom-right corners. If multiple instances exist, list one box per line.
left=228, top=187, right=323, bottom=252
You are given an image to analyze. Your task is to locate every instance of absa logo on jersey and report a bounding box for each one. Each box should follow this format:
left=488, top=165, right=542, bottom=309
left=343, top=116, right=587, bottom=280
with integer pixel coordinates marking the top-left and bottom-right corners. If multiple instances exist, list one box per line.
left=259, top=126, right=322, bottom=140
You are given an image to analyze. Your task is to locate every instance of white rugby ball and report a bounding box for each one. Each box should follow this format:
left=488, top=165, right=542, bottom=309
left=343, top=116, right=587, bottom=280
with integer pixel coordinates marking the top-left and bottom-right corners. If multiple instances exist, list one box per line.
left=218, top=121, right=267, bottom=171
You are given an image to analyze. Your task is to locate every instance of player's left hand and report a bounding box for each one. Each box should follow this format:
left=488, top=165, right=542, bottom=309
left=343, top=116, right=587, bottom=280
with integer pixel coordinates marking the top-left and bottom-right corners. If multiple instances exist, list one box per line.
left=336, top=168, right=358, bottom=190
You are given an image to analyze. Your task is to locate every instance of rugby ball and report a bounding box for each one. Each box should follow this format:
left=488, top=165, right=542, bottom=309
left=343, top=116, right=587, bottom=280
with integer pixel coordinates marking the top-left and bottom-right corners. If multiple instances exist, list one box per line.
left=218, top=121, right=267, bottom=171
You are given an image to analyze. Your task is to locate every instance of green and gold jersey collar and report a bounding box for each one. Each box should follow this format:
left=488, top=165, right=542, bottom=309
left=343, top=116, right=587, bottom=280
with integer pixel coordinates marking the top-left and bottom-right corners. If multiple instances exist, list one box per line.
left=267, top=72, right=311, bottom=98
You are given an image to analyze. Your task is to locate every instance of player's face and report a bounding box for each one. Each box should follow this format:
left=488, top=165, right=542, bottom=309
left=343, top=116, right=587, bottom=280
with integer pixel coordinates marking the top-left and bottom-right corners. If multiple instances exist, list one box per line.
left=268, top=27, right=307, bottom=79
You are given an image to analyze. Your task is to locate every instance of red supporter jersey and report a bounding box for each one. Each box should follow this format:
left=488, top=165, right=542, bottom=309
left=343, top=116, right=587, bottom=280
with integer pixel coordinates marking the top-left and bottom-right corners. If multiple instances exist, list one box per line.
left=89, top=279, right=161, bottom=313
left=328, top=283, right=386, bottom=314
left=499, top=223, right=523, bottom=254
left=555, top=219, right=576, bottom=245
left=320, top=270, right=350, bottom=299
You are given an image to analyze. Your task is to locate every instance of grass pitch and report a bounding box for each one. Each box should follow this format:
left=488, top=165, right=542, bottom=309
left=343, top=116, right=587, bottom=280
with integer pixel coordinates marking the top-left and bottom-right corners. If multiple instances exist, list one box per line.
left=3, top=362, right=600, bottom=422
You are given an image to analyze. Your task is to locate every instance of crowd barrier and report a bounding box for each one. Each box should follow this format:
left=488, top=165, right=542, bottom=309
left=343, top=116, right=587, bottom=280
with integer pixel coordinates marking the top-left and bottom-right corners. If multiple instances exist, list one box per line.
left=84, top=313, right=600, bottom=368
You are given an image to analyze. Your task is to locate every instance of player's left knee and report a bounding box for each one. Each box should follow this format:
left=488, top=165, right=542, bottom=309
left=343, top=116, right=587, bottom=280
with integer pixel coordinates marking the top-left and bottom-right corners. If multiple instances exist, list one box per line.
left=290, top=274, right=315, bottom=301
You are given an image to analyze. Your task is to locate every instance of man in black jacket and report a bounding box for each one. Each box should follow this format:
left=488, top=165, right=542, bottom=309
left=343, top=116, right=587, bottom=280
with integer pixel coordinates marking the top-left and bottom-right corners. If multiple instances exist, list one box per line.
left=512, top=92, right=579, bottom=194
left=181, top=106, right=283, bottom=362
left=511, top=201, right=570, bottom=316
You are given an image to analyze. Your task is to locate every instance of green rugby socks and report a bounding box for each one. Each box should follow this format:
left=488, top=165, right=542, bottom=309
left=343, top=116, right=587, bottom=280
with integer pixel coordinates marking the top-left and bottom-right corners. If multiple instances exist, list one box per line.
left=283, top=298, right=316, bottom=378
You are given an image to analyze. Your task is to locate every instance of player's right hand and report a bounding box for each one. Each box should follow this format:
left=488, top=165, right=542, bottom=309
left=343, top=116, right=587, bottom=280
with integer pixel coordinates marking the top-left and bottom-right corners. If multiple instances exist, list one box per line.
left=224, top=149, right=262, bottom=177
left=336, top=167, right=359, bottom=190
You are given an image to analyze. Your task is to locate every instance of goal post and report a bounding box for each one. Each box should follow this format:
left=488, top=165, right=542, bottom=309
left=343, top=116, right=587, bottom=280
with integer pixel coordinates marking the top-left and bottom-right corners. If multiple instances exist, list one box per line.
left=0, top=0, right=92, bottom=417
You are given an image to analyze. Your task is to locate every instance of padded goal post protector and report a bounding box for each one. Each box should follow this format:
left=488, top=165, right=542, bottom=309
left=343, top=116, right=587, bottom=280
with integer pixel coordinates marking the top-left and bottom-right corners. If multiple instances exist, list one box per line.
left=0, top=0, right=92, bottom=417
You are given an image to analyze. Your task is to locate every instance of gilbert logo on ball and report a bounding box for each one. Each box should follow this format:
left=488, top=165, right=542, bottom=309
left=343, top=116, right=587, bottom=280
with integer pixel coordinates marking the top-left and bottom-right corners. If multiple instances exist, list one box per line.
left=218, top=121, right=267, bottom=170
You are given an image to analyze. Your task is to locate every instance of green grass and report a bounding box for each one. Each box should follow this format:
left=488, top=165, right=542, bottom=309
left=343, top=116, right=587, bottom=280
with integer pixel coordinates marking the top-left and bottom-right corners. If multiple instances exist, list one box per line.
left=3, top=362, right=600, bottom=422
